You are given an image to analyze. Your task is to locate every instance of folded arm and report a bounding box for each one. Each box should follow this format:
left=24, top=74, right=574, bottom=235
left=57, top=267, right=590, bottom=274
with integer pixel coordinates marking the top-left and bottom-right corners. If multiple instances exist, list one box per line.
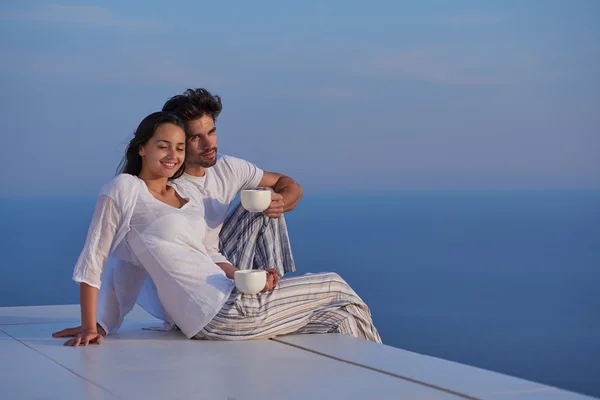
left=259, top=171, right=303, bottom=216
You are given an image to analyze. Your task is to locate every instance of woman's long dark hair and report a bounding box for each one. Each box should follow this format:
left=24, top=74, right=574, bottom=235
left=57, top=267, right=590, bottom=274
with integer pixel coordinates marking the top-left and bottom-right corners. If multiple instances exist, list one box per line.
left=117, top=111, right=187, bottom=180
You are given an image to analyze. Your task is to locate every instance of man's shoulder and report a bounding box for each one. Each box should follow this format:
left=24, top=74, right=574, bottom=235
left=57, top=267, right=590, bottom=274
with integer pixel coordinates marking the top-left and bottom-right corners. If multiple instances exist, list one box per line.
left=212, top=153, right=256, bottom=173
left=216, top=153, right=251, bottom=166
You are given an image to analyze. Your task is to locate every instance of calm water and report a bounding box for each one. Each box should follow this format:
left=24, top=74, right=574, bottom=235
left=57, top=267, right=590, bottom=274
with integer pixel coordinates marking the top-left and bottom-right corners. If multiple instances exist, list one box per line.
left=1, top=191, right=599, bottom=397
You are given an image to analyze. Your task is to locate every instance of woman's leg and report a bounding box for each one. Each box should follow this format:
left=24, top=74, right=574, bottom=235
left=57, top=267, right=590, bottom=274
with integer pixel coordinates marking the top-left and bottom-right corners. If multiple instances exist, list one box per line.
left=294, top=306, right=376, bottom=340
left=195, top=272, right=382, bottom=343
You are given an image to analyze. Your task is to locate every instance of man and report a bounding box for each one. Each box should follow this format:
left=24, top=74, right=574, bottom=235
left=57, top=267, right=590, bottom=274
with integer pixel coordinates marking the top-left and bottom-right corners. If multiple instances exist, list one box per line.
left=162, top=88, right=302, bottom=286
left=54, top=88, right=303, bottom=338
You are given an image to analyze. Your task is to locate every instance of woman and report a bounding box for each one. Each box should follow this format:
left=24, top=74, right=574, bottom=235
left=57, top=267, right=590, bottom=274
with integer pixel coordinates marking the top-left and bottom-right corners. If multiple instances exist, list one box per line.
left=53, top=111, right=381, bottom=346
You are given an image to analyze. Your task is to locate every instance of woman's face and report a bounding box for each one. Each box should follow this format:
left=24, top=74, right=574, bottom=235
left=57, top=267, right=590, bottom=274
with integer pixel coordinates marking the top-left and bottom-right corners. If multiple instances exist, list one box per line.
left=139, top=123, right=186, bottom=179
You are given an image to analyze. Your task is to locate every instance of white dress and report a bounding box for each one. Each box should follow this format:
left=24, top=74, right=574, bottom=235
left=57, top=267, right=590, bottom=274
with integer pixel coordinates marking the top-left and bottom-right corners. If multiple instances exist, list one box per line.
left=72, top=174, right=234, bottom=338
left=98, top=154, right=264, bottom=331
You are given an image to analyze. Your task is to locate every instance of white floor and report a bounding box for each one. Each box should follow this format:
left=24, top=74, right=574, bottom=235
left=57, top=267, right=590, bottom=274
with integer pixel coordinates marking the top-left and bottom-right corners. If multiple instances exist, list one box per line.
left=0, top=305, right=595, bottom=400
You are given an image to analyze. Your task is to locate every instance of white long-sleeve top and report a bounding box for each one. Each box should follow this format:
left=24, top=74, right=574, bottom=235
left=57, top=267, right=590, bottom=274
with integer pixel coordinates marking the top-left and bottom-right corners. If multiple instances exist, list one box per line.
left=72, top=174, right=234, bottom=338
left=96, top=154, right=263, bottom=333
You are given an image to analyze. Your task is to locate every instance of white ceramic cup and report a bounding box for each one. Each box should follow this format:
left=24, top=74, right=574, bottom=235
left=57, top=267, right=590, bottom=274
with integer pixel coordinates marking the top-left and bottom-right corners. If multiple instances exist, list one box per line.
left=234, top=270, right=267, bottom=294
left=240, top=188, right=272, bottom=212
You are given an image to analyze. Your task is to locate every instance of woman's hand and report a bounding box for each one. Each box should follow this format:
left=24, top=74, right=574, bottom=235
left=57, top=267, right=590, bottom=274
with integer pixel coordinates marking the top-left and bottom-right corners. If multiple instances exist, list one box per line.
left=52, top=323, right=106, bottom=342
left=53, top=325, right=104, bottom=346
left=63, top=330, right=104, bottom=347
left=261, top=269, right=281, bottom=292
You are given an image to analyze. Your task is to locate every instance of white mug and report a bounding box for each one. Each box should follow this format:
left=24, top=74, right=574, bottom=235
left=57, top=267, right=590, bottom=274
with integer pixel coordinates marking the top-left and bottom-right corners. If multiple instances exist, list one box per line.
left=240, top=188, right=272, bottom=212
left=234, top=270, right=267, bottom=294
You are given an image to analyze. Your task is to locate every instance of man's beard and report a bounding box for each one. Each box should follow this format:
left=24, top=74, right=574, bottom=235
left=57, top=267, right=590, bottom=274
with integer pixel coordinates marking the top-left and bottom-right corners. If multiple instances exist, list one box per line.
left=189, top=147, right=218, bottom=168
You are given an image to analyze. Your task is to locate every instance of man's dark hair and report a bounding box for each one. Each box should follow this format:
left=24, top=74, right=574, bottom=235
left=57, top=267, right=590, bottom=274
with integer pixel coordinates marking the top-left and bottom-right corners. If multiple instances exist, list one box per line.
left=162, top=88, right=223, bottom=123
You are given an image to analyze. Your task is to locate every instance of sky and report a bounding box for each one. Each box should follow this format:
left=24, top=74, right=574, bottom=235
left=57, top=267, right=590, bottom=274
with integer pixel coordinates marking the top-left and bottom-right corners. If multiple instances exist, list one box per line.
left=1, top=0, right=599, bottom=196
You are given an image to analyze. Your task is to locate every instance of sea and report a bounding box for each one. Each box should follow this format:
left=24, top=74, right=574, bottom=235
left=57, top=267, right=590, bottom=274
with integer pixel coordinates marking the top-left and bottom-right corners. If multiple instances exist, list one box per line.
left=1, top=190, right=599, bottom=397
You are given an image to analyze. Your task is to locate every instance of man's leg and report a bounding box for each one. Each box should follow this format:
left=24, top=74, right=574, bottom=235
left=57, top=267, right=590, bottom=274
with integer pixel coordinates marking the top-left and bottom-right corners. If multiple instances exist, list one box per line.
left=195, top=272, right=382, bottom=343
left=219, top=203, right=296, bottom=276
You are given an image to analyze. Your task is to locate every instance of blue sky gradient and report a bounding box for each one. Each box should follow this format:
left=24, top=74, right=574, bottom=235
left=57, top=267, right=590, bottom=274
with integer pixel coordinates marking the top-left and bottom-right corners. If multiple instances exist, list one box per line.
left=1, top=0, right=599, bottom=195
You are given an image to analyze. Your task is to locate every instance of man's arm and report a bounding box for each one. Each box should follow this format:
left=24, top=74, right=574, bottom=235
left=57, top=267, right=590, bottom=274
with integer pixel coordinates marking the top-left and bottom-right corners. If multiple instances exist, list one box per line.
left=258, top=171, right=303, bottom=217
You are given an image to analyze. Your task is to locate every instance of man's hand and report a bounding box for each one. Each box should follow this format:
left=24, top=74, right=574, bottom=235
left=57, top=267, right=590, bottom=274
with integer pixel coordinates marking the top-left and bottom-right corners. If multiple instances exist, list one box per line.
left=258, top=171, right=302, bottom=213
left=262, top=188, right=285, bottom=218
left=52, top=323, right=106, bottom=339
left=261, top=268, right=281, bottom=292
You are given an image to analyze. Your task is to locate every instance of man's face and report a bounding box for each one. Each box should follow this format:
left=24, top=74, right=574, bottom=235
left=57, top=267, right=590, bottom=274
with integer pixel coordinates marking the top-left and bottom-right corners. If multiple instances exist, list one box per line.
left=185, top=115, right=218, bottom=168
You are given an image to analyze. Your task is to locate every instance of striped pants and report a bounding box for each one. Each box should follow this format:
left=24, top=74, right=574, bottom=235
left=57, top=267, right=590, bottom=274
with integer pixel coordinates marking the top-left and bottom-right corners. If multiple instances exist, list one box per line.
left=218, top=203, right=296, bottom=277
left=195, top=272, right=382, bottom=343
left=207, top=205, right=381, bottom=343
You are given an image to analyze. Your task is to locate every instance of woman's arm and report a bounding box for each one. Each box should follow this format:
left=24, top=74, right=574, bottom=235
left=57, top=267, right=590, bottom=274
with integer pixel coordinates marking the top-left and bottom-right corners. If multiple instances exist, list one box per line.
left=80, top=283, right=99, bottom=332
left=216, top=262, right=239, bottom=280
left=59, top=284, right=105, bottom=346
left=53, top=283, right=105, bottom=345
left=59, top=194, right=122, bottom=346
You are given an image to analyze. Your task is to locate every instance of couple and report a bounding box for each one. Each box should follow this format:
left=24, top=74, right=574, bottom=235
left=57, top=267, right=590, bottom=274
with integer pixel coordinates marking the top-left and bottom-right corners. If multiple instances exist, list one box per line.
left=53, top=88, right=381, bottom=346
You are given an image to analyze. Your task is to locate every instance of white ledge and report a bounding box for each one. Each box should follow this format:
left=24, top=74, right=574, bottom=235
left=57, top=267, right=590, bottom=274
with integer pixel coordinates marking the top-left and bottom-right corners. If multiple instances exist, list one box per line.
left=0, top=304, right=596, bottom=400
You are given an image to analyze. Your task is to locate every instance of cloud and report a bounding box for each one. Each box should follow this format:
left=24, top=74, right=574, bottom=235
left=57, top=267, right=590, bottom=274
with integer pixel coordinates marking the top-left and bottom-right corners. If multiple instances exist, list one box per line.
left=0, top=40, right=363, bottom=102
left=358, top=46, right=577, bottom=86
left=0, top=47, right=223, bottom=88
left=360, top=47, right=500, bottom=85
left=0, top=23, right=586, bottom=92
left=0, top=4, right=161, bottom=30
left=434, top=14, right=503, bottom=27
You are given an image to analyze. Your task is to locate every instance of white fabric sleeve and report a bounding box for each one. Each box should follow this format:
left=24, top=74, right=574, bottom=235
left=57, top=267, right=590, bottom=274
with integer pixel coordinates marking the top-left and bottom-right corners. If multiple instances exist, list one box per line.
left=227, top=156, right=264, bottom=190
left=72, top=194, right=121, bottom=289
left=97, top=259, right=148, bottom=335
